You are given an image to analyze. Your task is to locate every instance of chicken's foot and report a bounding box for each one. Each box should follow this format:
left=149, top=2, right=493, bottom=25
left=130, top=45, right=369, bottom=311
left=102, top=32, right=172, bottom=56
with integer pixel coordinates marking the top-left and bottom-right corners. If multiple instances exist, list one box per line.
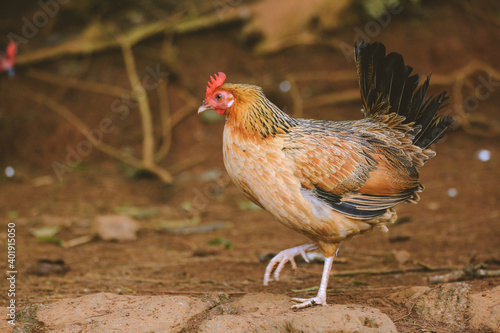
left=291, top=256, right=334, bottom=309
left=263, top=243, right=318, bottom=286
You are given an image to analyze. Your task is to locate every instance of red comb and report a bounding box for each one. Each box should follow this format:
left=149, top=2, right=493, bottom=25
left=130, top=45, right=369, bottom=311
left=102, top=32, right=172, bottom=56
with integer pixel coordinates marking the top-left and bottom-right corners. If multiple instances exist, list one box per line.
left=6, top=42, right=16, bottom=59
left=205, top=72, right=226, bottom=99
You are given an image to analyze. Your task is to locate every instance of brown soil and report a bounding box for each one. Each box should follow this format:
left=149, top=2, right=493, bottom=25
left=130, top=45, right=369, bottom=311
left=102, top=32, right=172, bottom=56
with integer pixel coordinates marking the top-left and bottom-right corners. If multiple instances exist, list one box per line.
left=1, top=1, right=500, bottom=332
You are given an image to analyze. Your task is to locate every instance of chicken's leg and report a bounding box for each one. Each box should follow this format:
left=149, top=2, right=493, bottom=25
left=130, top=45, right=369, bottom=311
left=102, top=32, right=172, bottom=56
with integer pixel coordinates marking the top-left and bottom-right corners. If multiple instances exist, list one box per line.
left=291, top=256, right=334, bottom=309
left=263, top=243, right=318, bottom=286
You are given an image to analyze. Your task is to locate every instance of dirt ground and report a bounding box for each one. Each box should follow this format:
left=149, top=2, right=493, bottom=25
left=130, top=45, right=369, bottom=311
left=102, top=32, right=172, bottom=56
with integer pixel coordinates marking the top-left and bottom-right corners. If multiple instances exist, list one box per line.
left=1, top=1, right=500, bottom=332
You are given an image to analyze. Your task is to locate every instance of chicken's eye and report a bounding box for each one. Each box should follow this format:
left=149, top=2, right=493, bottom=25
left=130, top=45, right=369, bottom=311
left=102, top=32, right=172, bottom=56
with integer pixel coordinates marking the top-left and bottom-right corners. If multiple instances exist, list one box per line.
left=215, top=93, right=223, bottom=101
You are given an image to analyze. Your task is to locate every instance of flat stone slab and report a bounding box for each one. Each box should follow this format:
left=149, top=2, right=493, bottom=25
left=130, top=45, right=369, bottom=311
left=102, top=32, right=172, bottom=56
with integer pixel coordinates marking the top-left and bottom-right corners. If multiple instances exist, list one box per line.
left=37, top=292, right=211, bottom=333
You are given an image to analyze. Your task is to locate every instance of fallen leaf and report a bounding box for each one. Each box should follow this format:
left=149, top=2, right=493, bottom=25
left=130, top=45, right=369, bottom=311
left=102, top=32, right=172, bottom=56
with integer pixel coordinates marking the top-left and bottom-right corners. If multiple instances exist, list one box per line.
left=30, top=226, right=64, bottom=246
left=208, top=237, right=234, bottom=250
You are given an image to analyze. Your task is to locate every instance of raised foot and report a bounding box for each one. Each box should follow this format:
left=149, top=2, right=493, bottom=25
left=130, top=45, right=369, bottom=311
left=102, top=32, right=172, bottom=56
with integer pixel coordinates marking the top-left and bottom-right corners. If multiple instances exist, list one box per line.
left=291, top=296, right=327, bottom=310
left=263, top=244, right=317, bottom=286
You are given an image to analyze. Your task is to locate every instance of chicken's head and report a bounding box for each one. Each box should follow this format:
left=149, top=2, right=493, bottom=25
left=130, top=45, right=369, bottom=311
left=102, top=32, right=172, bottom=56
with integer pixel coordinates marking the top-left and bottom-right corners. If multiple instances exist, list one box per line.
left=198, top=72, right=233, bottom=115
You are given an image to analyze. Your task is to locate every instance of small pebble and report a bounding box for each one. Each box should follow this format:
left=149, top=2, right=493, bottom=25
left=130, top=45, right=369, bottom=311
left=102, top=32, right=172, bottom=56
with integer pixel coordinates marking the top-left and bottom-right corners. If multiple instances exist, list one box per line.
left=5, top=166, right=14, bottom=177
left=477, top=149, right=491, bottom=162
left=447, top=188, right=458, bottom=198
left=96, top=214, right=139, bottom=241
left=279, top=81, right=291, bottom=92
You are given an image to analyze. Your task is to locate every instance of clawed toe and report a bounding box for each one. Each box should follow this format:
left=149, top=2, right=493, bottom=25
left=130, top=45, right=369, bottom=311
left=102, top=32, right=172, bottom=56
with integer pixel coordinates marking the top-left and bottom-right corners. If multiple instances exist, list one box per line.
left=291, top=296, right=327, bottom=310
left=263, top=244, right=318, bottom=286
left=263, top=252, right=297, bottom=285
left=264, top=247, right=335, bottom=310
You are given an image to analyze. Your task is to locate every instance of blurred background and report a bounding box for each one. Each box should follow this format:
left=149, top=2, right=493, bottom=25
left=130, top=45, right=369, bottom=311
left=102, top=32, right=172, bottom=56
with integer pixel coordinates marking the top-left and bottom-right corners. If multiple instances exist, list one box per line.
left=0, top=0, right=499, bottom=331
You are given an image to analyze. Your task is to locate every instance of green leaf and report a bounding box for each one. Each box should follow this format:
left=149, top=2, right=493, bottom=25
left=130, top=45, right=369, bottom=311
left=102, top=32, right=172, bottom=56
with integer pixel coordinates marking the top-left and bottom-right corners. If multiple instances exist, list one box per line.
left=180, top=202, right=194, bottom=212
left=208, top=237, right=234, bottom=250
left=31, top=226, right=60, bottom=238
left=291, top=286, right=319, bottom=293
left=7, top=211, right=18, bottom=218
left=30, top=226, right=64, bottom=246
left=351, top=280, right=367, bottom=286
left=37, top=236, right=65, bottom=246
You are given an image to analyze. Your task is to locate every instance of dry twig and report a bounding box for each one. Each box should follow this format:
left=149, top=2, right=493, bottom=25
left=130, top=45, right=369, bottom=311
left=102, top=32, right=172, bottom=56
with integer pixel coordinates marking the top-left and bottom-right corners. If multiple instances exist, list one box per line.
left=332, top=264, right=458, bottom=278
left=117, top=34, right=156, bottom=171
left=21, top=66, right=201, bottom=182
left=155, top=79, right=172, bottom=163
left=18, top=24, right=217, bottom=184
left=134, top=289, right=249, bottom=295
left=15, top=89, right=144, bottom=170
left=15, top=12, right=243, bottom=67
left=428, top=265, right=500, bottom=284
left=26, top=68, right=129, bottom=98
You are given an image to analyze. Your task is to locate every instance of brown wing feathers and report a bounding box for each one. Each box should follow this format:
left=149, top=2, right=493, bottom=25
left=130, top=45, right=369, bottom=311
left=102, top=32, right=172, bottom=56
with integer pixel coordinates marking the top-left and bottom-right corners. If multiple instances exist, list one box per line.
left=288, top=42, right=454, bottom=220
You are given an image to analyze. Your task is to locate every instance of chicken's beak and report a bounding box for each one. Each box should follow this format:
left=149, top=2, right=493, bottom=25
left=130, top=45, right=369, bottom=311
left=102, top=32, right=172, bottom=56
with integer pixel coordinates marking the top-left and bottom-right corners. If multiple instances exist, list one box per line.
left=197, top=102, right=213, bottom=114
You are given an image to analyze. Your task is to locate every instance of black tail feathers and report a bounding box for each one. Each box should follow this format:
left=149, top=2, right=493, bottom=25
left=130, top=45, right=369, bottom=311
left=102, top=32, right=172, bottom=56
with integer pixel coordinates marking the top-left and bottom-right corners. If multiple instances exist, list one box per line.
left=354, top=41, right=454, bottom=149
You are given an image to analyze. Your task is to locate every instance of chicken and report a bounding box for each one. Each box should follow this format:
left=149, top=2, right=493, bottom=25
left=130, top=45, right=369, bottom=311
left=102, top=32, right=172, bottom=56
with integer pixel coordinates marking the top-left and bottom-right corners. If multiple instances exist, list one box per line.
left=198, top=41, right=453, bottom=309
left=0, top=42, right=17, bottom=76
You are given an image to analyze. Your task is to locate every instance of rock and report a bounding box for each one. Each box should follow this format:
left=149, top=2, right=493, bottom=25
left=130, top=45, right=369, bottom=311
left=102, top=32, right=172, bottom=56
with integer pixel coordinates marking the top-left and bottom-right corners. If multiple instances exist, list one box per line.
left=200, top=315, right=286, bottom=333
left=199, top=293, right=291, bottom=332
left=391, top=284, right=500, bottom=331
left=37, top=293, right=211, bottom=333
left=468, top=286, right=500, bottom=332
left=396, top=283, right=471, bottom=330
left=31, top=287, right=500, bottom=332
left=200, top=293, right=397, bottom=333
left=95, top=214, right=139, bottom=241
left=393, top=250, right=411, bottom=265
left=413, top=283, right=471, bottom=329
left=286, top=305, right=398, bottom=333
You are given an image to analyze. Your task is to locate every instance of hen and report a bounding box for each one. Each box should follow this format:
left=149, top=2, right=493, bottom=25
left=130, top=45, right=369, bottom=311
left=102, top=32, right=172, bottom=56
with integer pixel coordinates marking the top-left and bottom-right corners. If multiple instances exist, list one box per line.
left=198, top=41, right=453, bottom=309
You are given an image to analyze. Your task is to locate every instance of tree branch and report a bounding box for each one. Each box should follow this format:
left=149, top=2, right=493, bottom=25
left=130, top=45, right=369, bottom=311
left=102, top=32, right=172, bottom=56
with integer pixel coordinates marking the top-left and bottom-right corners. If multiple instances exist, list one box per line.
left=15, top=89, right=144, bottom=170
left=117, top=35, right=155, bottom=169
left=26, top=68, right=129, bottom=98
left=155, top=79, right=172, bottom=162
